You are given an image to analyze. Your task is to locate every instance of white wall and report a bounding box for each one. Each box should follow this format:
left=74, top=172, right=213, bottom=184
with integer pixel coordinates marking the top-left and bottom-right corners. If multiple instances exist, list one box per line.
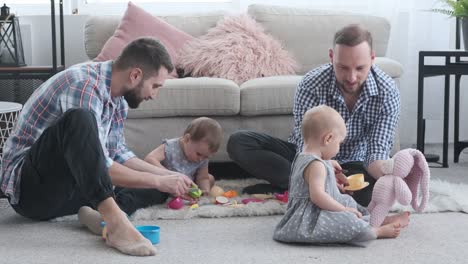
left=19, top=15, right=89, bottom=67
left=17, top=5, right=468, bottom=148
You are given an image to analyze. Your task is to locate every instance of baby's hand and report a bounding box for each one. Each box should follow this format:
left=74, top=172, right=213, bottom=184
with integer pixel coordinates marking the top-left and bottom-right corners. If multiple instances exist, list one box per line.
left=344, top=207, right=363, bottom=218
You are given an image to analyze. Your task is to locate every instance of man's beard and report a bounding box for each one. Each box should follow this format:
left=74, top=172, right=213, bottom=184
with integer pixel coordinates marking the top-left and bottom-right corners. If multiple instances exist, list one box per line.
left=123, top=81, right=143, bottom=109
left=337, top=80, right=363, bottom=95
left=124, top=91, right=141, bottom=109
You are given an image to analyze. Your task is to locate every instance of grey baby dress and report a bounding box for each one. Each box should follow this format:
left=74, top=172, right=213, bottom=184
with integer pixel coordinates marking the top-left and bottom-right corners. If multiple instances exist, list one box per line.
left=161, top=138, right=208, bottom=180
left=273, top=153, right=376, bottom=245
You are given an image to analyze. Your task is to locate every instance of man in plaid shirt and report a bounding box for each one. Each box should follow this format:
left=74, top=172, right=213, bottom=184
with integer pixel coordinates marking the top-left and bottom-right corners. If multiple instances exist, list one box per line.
left=228, top=24, right=400, bottom=207
left=0, top=38, right=192, bottom=256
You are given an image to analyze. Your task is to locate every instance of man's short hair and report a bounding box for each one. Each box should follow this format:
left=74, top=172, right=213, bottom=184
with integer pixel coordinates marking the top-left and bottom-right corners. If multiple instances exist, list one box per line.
left=184, top=117, right=223, bottom=152
left=114, top=37, right=174, bottom=79
left=333, top=24, right=373, bottom=50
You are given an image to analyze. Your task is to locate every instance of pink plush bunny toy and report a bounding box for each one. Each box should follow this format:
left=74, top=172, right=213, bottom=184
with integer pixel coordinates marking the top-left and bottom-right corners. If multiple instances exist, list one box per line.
left=367, top=148, right=430, bottom=227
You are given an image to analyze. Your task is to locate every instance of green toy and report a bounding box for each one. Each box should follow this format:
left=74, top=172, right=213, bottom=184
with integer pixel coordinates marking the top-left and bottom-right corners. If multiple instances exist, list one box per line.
left=188, top=183, right=203, bottom=199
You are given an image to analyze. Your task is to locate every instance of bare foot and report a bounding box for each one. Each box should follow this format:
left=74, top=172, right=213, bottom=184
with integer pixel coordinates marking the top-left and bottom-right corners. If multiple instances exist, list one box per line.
left=375, top=223, right=401, bottom=239
left=105, top=213, right=156, bottom=256
left=382, top=211, right=411, bottom=228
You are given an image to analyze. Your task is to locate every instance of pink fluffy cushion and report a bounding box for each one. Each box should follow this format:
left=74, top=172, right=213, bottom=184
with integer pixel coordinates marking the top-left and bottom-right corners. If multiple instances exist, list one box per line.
left=94, top=2, right=194, bottom=77
left=177, top=15, right=298, bottom=84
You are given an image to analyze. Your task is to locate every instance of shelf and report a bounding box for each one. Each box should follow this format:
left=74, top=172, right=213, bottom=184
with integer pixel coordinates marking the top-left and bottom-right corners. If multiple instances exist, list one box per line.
left=0, top=65, right=65, bottom=73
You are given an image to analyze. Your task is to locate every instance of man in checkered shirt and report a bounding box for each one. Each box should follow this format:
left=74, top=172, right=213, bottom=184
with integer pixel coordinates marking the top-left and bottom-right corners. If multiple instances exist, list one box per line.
left=0, top=38, right=194, bottom=256
left=228, top=24, right=400, bottom=207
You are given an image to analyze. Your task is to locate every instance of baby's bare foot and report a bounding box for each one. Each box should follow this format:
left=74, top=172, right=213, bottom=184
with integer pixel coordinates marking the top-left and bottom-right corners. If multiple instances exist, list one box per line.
left=105, top=217, right=156, bottom=256
left=382, top=211, right=411, bottom=228
left=375, top=223, right=401, bottom=239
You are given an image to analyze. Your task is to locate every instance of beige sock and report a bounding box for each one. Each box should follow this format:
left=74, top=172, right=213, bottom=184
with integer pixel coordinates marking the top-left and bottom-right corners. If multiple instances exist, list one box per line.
left=106, top=237, right=156, bottom=256
left=78, top=206, right=104, bottom=236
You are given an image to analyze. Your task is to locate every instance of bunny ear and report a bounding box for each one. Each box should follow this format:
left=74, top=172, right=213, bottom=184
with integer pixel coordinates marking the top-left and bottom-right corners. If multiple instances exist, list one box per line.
left=404, top=149, right=430, bottom=212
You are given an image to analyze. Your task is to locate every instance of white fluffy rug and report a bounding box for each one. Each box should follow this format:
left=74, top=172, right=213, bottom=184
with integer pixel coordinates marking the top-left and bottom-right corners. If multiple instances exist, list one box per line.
left=48, top=178, right=468, bottom=222
left=131, top=178, right=468, bottom=221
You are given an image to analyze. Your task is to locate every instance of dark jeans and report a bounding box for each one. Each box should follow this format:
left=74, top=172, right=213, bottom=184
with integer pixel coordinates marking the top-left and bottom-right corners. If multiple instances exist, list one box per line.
left=114, top=187, right=169, bottom=216
left=227, top=130, right=375, bottom=207
left=11, top=109, right=114, bottom=220
left=10, top=109, right=167, bottom=220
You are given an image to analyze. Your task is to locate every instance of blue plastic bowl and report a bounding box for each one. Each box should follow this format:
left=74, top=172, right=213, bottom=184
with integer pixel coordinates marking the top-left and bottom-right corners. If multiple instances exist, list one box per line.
left=136, top=225, right=160, bottom=245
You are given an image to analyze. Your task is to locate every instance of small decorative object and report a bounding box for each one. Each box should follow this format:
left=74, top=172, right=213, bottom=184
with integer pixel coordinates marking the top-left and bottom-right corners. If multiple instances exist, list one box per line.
left=0, top=4, right=26, bottom=66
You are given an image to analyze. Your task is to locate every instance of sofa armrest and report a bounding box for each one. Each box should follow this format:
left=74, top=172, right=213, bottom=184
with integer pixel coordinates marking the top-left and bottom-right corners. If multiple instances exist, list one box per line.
left=374, top=57, right=403, bottom=79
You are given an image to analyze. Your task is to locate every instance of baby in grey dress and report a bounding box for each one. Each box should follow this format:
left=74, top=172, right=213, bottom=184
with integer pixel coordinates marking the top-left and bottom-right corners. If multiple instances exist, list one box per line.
left=273, top=105, right=402, bottom=245
left=145, top=117, right=223, bottom=196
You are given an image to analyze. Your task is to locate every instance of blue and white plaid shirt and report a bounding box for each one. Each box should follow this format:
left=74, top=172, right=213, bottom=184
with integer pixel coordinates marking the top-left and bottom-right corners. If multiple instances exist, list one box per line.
left=289, top=63, right=400, bottom=167
left=1, top=61, right=136, bottom=204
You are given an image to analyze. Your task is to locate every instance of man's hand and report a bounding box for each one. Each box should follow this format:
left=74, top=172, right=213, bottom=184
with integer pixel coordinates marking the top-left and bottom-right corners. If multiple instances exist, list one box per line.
left=157, top=173, right=193, bottom=197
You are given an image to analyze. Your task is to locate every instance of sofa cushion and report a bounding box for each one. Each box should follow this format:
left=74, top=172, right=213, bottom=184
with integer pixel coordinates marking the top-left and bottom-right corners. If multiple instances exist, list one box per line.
left=92, top=2, right=194, bottom=71
left=239, top=75, right=302, bottom=116
left=85, top=12, right=225, bottom=61
left=374, top=57, right=404, bottom=78
left=248, top=4, right=391, bottom=75
left=177, top=14, right=298, bottom=84
left=127, top=77, right=240, bottom=118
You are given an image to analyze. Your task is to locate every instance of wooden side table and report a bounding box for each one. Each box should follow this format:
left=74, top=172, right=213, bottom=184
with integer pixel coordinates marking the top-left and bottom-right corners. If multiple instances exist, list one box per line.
left=417, top=50, right=468, bottom=167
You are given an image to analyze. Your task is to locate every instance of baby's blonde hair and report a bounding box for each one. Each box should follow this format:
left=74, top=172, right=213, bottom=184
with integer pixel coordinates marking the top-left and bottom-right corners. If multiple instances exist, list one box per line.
left=302, top=105, right=345, bottom=142
left=183, top=117, right=223, bottom=152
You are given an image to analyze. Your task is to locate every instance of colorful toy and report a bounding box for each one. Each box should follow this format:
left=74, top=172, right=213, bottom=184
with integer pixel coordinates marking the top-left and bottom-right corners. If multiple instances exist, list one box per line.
left=367, top=148, right=430, bottom=227
left=102, top=226, right=107, bottom=240
left=209, top=185, right=225, bottom=197
left=241, top=198, right=264, bottom=204
left=136, top=225, right=160, bottom=245
left=251, top=193, right=274, bottom=199
left=223, top=190, right=238, bottom=198
left=188, top=183, right=203, bottom=199
left=215, top=196, right=229, bottom=204
left=167, top=197, right=184, bottom=209
left=274, top=191, right=288, bottom=203
left=344, top=173, right=369, bottom=191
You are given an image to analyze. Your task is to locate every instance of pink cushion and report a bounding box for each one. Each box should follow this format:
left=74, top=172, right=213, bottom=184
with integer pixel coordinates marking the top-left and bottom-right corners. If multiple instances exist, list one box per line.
left=94, top=2, right=194, bottom=77
left=177, top=15, right=298, bottom=84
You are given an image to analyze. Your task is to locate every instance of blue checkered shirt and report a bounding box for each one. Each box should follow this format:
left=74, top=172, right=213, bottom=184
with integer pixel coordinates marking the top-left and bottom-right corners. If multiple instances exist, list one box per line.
left=289, top=63, right=400, bottom=167
left=1, top=61, right=136, bottom=204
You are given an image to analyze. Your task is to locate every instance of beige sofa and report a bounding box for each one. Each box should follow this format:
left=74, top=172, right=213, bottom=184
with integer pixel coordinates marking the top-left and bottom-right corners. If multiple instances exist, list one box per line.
left=84, top=4, right=403, bottom=162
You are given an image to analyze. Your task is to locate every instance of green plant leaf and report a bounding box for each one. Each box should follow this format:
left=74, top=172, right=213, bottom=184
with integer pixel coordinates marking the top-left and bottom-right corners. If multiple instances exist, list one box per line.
left=431, top=0, right=468, bottom=17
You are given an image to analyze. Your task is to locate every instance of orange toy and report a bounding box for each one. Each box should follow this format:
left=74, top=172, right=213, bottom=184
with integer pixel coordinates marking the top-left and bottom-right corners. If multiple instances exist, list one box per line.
left=223, top=190, right=238, bottom=198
